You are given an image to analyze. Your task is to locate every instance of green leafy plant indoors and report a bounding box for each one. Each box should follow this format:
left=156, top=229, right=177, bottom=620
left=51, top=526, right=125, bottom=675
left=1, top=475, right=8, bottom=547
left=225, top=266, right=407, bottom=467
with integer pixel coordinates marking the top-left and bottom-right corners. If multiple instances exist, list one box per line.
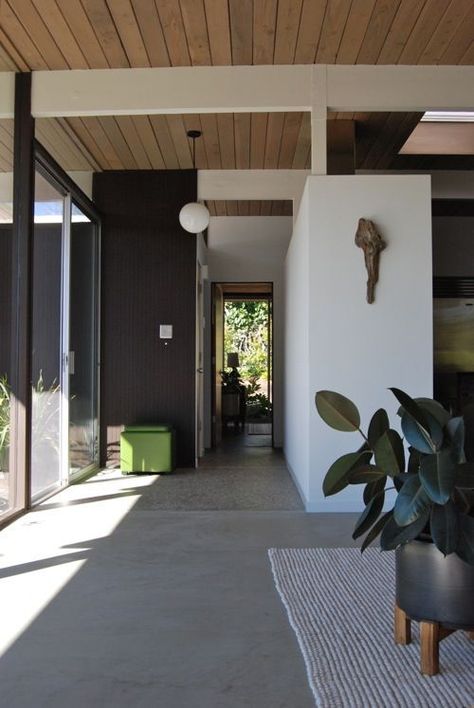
left=315, top=388, right=474, bottom=565
left=0, top=375, right=11, bottom=459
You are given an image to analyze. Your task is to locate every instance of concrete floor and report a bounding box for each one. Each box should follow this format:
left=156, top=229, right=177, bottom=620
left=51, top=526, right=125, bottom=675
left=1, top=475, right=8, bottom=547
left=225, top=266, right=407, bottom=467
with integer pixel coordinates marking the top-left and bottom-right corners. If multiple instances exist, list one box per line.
left=138, top=437, right=303, bottom=511
left=0, top=445, right=359, bottom=708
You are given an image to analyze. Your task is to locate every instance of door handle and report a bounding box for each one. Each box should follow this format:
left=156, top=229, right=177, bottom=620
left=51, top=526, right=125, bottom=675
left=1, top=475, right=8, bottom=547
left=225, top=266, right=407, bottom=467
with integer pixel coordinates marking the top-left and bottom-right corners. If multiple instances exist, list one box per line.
left=197, top=367, right=204, bottom=373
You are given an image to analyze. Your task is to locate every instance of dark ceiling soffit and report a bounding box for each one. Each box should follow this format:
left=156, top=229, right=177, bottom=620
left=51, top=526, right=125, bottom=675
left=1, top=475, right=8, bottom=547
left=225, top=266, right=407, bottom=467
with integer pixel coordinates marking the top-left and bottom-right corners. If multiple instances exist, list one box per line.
left=433, top=277, right=474, bottom=298
left=432, top=199, right=474, bottom=217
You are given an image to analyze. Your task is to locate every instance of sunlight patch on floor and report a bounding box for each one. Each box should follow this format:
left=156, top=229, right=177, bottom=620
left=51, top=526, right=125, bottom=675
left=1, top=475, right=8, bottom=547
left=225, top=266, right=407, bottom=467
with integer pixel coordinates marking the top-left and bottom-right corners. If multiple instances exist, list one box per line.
left=0, top=470, right=158, bottom=657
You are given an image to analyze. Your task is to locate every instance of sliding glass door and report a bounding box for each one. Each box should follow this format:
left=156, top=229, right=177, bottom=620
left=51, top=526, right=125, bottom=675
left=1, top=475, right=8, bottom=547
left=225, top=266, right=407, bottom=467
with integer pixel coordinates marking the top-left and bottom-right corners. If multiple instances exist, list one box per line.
left=68, top=202, right=99, bottom=479
left=31, top=170, right=65, bottom=500
left=30, top=164, right=100, bottom=503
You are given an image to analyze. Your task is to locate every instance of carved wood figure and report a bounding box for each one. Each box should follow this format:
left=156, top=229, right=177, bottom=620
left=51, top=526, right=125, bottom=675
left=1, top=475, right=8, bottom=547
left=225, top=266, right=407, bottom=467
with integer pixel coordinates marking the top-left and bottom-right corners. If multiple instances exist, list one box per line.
left=355, top=218, right=386, bottom=304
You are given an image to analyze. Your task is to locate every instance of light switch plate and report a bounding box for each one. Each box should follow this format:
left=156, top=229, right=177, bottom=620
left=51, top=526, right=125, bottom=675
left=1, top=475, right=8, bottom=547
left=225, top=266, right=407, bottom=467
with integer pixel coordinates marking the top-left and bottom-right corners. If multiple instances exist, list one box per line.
left=160, top=324, right=173, bottom=339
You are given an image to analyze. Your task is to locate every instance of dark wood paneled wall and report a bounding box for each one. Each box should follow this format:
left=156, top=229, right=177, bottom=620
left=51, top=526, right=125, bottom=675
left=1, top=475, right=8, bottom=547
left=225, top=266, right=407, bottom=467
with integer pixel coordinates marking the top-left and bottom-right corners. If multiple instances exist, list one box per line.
left=94, top=170, right=197, bottom=467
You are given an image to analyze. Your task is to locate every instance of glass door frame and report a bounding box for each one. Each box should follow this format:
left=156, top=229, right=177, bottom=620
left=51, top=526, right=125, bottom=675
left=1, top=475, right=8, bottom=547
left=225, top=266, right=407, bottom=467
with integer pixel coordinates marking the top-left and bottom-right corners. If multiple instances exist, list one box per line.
left=32, top=142, right=101, bottom=501
left=68, top=197, right=101, bottom=483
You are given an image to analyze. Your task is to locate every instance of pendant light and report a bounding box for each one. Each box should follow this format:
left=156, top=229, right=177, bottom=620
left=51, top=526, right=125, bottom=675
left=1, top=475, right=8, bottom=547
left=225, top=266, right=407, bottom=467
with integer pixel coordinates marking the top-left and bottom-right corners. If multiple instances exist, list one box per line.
left=179, top=130, right=210, bottom=234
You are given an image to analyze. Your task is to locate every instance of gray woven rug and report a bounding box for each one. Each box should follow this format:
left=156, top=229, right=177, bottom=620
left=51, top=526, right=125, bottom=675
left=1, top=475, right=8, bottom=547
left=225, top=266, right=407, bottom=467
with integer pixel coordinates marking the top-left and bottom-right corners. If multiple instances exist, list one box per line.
left=268, top=548, right=474, bottom=708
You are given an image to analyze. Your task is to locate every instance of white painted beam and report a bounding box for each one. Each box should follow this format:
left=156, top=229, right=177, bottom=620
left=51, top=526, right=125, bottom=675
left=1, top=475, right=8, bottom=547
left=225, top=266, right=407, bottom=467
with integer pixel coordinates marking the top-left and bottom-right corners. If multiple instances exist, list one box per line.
left=32, top=66, right=312, bottom=117
left=198, top=169, right=309, bottom=215
left=29, top=65, right=474, bottom=118
left=0, top=73, right=15, bottom=119
left=311, top=65, right=327, bottom=175
left=327, top=65, right=474, bottom=112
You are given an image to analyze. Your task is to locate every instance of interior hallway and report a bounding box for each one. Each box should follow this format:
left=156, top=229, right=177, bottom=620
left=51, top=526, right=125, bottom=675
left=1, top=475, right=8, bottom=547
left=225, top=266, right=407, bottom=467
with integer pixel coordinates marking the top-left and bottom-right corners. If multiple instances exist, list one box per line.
left=0, top=451, right=358, bottom=708
left=140, top=434, right=303, bottom=511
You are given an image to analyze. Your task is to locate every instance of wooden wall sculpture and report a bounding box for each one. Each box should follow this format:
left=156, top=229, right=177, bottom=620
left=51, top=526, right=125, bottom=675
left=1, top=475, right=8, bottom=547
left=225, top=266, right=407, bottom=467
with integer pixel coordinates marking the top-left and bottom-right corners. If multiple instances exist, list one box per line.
left=355, top=218, right=386, bottom=304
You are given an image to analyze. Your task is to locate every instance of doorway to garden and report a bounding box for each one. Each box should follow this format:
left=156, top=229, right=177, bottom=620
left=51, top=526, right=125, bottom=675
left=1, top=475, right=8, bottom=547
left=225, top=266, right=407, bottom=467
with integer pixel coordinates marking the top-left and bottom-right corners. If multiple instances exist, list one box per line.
left=211, top=283, right=273, bottom=449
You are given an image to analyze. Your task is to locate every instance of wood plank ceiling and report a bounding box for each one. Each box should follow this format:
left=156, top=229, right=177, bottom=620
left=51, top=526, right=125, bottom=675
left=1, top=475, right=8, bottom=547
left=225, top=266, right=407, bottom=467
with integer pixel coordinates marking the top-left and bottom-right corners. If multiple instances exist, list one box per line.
left=1, top=0, right=472, bottom=71
left=0, top=1, right=473, bottom=214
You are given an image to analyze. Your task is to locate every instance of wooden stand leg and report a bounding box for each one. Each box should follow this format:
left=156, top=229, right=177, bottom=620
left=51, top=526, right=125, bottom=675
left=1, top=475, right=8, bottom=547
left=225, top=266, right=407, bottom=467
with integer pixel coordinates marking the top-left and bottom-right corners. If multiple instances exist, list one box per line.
left=394, top=604, right=411, bottom=645
left=420, top=621, right=440, bottom=676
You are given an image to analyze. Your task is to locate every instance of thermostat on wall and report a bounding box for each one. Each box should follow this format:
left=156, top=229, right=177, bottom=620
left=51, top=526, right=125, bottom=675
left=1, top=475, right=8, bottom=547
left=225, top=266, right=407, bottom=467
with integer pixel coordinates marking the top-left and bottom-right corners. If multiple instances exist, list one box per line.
left=160, top=324, right=173, bottom=339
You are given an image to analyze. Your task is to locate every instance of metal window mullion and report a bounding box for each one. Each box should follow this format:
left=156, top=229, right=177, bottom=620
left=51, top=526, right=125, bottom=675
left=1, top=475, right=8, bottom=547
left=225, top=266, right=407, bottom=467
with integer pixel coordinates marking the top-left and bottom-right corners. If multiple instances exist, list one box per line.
left=60, top=193, right=71, bottom=485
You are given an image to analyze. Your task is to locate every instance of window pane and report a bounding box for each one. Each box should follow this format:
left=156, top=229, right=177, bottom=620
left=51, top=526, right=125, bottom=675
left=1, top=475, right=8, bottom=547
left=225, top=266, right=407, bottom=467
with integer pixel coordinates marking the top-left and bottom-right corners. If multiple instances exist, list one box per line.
left=0, top=119, right=14, bottom=516
left=69, top=203, right=99, bottom=475
left=30, top=170, right=64, bottom=500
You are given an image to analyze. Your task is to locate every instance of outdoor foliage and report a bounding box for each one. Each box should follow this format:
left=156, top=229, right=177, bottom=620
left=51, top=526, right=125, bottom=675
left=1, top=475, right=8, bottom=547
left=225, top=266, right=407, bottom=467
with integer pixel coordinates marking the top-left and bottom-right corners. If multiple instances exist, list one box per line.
left=0, top=375, right=10, bottom=470
left=224, top=301, right=269, bottom=381
left=224, top=301, right=272, bottom=418
left=315, top=388, right=474, bottom=565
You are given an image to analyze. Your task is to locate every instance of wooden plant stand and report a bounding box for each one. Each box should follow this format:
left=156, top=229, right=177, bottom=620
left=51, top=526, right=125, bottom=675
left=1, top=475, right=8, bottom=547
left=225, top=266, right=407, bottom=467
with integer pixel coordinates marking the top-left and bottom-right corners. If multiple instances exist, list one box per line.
left=395, top=604, right=474, bottom=675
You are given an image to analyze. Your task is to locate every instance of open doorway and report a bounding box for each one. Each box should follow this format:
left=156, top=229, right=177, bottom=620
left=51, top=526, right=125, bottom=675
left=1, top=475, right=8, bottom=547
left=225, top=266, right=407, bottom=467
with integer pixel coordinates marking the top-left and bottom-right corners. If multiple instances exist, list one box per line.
left=211, top=283, right=273, bottom=449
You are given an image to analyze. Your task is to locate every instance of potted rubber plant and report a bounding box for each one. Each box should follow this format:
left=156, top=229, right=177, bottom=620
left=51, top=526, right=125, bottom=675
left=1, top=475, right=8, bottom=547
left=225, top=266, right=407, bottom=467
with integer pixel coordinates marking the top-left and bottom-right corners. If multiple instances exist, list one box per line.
left=315, top=388, right=474, bottom=629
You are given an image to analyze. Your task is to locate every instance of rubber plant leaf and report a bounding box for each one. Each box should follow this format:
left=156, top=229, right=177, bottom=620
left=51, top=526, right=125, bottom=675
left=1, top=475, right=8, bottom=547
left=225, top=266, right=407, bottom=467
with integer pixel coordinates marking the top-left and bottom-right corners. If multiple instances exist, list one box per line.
left=374, top=429, right=405, bottom=477
left=380, top=509, right=430, bottom=551
left=315, top=391, right=360, bottom=432
left=414, top=398, right=450, bottom=427
left=352, top=492, right=385, bottom=540
left=401, top=413, right=438, bottom=454
left=322, top=451, right=371, bottom=497
left=367, top=408, right=389, bottom=449
left=419, top=449, right=456, bottom=504
left=393, top=475, right=431, bottom=527
left=456, top=513, right=474, bottom=565
left=390, top=387, right=430, bottom=430
left=361, top=511, right=393, bottom=552
left=349, top=465, right=386, bottom=484
left=363, top=477, right=386, bottom=505
left=430, top=502, right=459, bottom=556
left=407, top=448, right=422, bottom=475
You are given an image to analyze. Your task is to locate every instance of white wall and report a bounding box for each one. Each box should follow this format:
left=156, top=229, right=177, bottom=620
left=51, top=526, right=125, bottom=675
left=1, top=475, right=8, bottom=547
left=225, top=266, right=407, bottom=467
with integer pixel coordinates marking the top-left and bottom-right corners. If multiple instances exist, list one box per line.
left=206, top=216, right=293, bottom=447
left=285, top=175, right=433, bottom=511
left=433, top=217, right=474, bottom=276
left=284, top=187, right=310, bottom=501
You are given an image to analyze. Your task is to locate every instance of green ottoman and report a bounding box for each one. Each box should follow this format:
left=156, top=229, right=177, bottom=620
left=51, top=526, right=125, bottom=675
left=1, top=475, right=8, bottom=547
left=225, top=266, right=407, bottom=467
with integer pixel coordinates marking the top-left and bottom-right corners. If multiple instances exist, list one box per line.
left=120, top=425, right=175, bottom=474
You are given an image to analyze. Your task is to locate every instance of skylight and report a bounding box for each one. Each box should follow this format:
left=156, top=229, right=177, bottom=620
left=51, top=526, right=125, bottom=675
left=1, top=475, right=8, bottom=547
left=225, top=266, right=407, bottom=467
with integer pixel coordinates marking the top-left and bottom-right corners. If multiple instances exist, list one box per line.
left=422, top=112, right=474, bottom=122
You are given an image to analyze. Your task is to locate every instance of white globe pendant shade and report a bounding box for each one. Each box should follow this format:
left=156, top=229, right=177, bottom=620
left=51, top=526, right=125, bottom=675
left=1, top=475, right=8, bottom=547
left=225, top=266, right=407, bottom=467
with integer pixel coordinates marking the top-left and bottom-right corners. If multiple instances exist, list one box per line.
left=179, top=202, right=210, bottom=234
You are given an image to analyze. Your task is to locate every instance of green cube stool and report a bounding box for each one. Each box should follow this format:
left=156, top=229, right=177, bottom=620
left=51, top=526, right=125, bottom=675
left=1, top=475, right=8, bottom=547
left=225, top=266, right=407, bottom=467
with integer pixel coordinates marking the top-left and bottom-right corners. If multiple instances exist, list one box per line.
left=120, top=425, right=175, bottom=474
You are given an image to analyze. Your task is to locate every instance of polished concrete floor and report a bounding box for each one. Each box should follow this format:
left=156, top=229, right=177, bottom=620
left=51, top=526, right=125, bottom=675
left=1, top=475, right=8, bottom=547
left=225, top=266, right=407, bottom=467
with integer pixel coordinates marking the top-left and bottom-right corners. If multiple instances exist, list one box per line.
left=0, top=443, right=359, bottom=708
left=138, top=435, right=303, bottom=511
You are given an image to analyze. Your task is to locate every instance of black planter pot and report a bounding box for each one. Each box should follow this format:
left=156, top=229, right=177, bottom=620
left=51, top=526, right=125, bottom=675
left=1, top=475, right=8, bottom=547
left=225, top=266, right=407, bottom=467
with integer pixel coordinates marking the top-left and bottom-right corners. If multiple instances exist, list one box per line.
left=396, top=539, right=474, bottom=630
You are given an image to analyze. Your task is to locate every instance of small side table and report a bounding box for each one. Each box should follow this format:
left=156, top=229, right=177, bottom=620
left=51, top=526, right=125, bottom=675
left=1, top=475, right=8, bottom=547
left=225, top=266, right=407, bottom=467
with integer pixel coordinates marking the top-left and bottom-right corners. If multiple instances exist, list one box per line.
left=394, top=604, right=474, bottom=675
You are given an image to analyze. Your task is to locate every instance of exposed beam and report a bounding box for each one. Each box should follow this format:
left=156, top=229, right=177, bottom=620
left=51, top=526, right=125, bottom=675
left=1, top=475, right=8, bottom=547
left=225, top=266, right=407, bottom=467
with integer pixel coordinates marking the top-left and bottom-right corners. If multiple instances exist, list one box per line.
left=198, top=169, right=309, bottom=214
left=327, top=66, right=474, bottom=113
left=32, top=66, right=312, bottom=118
left=311, top=65, right=327, bottom=175
left=21, top=65, right=474, bottom=119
